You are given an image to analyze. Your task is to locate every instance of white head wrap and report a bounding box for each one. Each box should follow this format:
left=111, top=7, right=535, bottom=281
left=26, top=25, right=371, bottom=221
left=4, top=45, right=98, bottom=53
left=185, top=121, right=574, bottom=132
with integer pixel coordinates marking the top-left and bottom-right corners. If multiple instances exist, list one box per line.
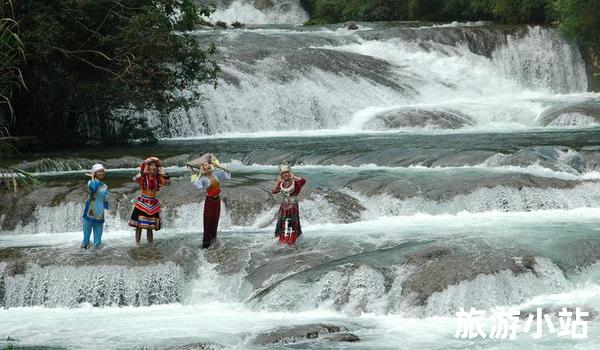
left=91, top=163, right=105, bottom=174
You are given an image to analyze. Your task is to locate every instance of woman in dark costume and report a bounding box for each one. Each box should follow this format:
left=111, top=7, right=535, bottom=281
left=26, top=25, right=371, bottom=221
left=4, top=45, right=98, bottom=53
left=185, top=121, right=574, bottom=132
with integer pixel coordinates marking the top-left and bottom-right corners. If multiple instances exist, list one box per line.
left=272, top=164, right=306, bottom=245
left=129, top=157, right=171, bottom=244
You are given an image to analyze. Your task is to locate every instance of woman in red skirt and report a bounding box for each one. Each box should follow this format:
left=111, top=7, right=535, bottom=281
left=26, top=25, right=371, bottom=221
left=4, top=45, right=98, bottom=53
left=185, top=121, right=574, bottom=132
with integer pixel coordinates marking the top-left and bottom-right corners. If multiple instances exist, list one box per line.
left=129, top=157, right=171, bottom=244
left=190, top=156, right=231, bottom=249
left=272, top=164, right=306, bottom=245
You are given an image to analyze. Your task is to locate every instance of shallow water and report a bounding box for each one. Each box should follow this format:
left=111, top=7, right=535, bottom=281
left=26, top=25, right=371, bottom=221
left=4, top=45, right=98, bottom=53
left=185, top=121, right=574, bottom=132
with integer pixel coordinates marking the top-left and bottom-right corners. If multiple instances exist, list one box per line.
left=2, top=8, right=600, bottom=350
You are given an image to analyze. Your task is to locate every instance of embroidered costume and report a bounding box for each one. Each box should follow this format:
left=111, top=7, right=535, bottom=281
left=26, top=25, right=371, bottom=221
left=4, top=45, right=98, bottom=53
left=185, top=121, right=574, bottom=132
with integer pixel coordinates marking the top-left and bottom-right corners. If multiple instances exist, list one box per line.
left=192, top=169, right=231, bottom=248
left=272, top=175, right=306, bottom=245
left=129, top=158, right=168, bottom=230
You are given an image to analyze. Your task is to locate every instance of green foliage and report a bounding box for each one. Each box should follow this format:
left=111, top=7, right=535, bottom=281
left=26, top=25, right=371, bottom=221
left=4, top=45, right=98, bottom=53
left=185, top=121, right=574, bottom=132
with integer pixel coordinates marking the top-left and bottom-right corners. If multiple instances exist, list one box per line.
left=302, top=0, right=600, bottom=49
left=0, top=2, right=37, bottom=192
left=551, top=0, right=600, bottom=46
left=490, top=0, right=548, bottom=23
left=10, top=0, right=220, bottom=144
left=307, top=0, right=410, bottom=23
left=303, top=0, right=552, bottom=24
left=0, top=0, right=26, bottom=125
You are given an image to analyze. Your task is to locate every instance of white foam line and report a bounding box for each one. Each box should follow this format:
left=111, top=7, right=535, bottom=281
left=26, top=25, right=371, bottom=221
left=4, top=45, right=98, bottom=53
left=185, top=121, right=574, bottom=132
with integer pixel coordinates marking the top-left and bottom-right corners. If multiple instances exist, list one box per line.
left=513, top=283, right=600, bottom=311
left=225, top=207, right=600, bottom=237
left=162, top=123, right=600, bottom=141
left=29, top=162, right=600, bottom=181
left=3, top=208, right=599, bottom=248
left=300, top=207, right=600, bottom=233
left=0, top=229, right=194, bottom=248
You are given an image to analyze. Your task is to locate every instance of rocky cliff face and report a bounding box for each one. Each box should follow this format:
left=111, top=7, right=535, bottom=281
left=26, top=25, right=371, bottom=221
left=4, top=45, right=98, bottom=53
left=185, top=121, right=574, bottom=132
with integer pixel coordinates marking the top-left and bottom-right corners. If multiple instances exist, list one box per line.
left=584, top=46, right=600, bottom=92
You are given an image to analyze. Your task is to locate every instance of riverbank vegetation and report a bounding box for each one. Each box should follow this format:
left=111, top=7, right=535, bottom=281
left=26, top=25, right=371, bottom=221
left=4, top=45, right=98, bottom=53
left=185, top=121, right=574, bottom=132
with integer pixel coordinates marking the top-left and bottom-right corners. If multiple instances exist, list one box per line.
left=0, top=0, right=219, bottom=147
left=1, top=0, right=599, bottom=149
left=302, top=0, right=599, bottom=46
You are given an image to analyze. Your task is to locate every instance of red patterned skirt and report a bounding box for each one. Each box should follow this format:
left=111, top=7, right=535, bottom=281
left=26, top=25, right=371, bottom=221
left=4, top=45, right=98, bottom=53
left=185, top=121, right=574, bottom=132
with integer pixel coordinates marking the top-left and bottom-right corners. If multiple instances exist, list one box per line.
left=129, top=195, right=161, bottom=230
left=274, top=202, right=302, bottom=245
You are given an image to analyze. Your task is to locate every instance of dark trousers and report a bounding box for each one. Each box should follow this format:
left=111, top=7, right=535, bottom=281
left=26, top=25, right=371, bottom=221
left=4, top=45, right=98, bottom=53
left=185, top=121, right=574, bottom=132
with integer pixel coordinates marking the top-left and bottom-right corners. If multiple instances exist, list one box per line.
left=203, top=196, right=221, bottom=248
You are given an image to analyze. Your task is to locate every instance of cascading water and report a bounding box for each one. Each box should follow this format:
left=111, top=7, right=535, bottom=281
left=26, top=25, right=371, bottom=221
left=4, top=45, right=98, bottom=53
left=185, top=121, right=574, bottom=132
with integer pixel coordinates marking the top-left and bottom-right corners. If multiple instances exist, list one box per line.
left=2, top=4, right=600, bottom=350
left=155, top=23, right=592, bottom=137
left=204, top=0, right=308, bottom=25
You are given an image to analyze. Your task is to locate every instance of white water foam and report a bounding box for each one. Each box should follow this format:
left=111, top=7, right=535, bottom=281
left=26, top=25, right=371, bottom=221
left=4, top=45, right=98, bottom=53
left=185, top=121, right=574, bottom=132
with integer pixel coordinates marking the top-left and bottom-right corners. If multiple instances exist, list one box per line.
left=209, top=0, right=308, bottom=25
left=2, top=263, right=184, bottom=308
left=158, top=26, right=592, bottom=137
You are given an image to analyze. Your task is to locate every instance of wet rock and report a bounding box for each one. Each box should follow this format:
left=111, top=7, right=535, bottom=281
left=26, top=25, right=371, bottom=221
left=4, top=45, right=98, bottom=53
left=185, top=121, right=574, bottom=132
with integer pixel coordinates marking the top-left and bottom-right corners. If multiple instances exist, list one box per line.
left=0, top=262, right=5, bottom=307
left=165, top=342, right=224, bottom=350
left=252, top=323, right=347, bottom=345
left=321, top=190, right=365, bottom=223
left=253, top=0, right=275, bottom=11
left=365, top=108, right=474, bottom=130
left=484, top=146, right=587, bottom=174
left=582, top=150, right=600, bottom=170
left=345, top=22, right=359, bottom=30
left=282, top=48, right=412, bottom=92
left=0, top=187, right=58, bottom=231
left=246, top=250, right=336, bottom=289
left=221, top=186, right=277, bottom=225
left=203, top=242, right=249, bottom=275
left=346, top=169, right=579, bottom=202
left=539, top=101, right=600, bottom=127
left=400, top=244, right=537, bottom=305
left=323, top=332, right=360, bottom=342
left=231, top=21, right=244, bottom=29
left=359, top=25, right=529, bottom=58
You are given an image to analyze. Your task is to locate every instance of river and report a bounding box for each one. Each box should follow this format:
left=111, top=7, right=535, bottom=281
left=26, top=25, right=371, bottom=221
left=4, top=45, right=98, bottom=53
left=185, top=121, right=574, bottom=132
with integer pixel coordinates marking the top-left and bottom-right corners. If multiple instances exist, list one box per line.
left=1, top=1, right=600, bottom=349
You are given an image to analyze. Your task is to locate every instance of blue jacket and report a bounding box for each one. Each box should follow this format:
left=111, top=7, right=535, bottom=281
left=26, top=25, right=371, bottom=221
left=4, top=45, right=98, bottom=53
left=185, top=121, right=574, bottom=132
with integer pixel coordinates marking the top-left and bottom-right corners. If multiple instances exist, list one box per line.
left=83, top=180, right=109, bottom=223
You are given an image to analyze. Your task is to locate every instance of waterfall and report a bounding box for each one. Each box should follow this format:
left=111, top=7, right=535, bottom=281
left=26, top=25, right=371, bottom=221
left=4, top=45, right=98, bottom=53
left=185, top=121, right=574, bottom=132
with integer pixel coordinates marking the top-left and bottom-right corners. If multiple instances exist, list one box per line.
left=205, top=0, right=308, bottom=25
left=492, top=26, right=587, bottom=93
left=155, top=25, right=589, bottom=137
left=1, top=262, right=184, bottom=308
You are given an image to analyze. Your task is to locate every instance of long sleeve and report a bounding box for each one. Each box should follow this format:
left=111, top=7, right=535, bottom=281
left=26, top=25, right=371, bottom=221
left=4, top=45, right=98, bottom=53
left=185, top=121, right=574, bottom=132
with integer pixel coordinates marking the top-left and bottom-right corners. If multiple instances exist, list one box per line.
left=133, top=173, right=145, bottom=188
left=103, top=190, right=109, bottom=209
left=272, top=180, right=282, bottom=194
left=88, top=180, right=100, bottom=193
left=297, top=177, right=306, bottom=188
left=214, top=170, right=231, bottom=182
left=193, top=175, right=211, bottom=190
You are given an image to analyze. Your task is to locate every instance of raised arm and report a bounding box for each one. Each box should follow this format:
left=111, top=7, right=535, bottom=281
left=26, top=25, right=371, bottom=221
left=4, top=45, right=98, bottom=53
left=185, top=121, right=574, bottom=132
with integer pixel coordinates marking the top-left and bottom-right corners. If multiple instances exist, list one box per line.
left=295, top=176, right=306, bottom=187
left=192, top=173, right=211, bottom=190
left=214, top=163, right=232, bottom=175
left=88, top=179, right=100, bottom=193
left=272, top=176, right=282, bottom=194
left=214, top=169, right=231, bottom=182
left=133, top=173, right=145, bottom=188
left=290, top=172, right=306, bottom=187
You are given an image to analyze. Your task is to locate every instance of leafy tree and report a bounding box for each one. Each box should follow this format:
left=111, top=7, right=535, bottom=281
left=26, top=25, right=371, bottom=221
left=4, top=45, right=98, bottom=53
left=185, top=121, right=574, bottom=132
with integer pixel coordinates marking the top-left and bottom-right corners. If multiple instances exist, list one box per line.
left=10, top=0, right=220, bottom=144
left=1, top=1, right=38, bottom=192
left=551, top=0, right=600, bottom=46
left=0, top=0, right=25, bottom=125
left=491, top=0, right=548, bottom=23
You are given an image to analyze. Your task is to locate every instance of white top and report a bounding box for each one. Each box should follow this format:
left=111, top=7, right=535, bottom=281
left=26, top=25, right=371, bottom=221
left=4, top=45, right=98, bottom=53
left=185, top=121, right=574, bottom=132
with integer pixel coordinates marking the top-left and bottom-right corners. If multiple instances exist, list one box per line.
left=191, top=169, right=231, bottom=190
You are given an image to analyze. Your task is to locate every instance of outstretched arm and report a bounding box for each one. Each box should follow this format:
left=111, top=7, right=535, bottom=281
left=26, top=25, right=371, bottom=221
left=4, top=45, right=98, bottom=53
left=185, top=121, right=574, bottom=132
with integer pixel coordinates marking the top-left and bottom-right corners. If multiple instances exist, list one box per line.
left=193, top=175, right=211, bottom=190
left=87, top=178, right=100, bottom=193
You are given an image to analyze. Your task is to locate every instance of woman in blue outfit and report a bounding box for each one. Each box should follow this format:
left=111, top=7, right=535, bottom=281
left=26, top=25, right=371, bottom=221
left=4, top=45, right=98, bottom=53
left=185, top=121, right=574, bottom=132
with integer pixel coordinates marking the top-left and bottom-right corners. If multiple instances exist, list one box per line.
left=82, top=163, right=109, bottom=249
